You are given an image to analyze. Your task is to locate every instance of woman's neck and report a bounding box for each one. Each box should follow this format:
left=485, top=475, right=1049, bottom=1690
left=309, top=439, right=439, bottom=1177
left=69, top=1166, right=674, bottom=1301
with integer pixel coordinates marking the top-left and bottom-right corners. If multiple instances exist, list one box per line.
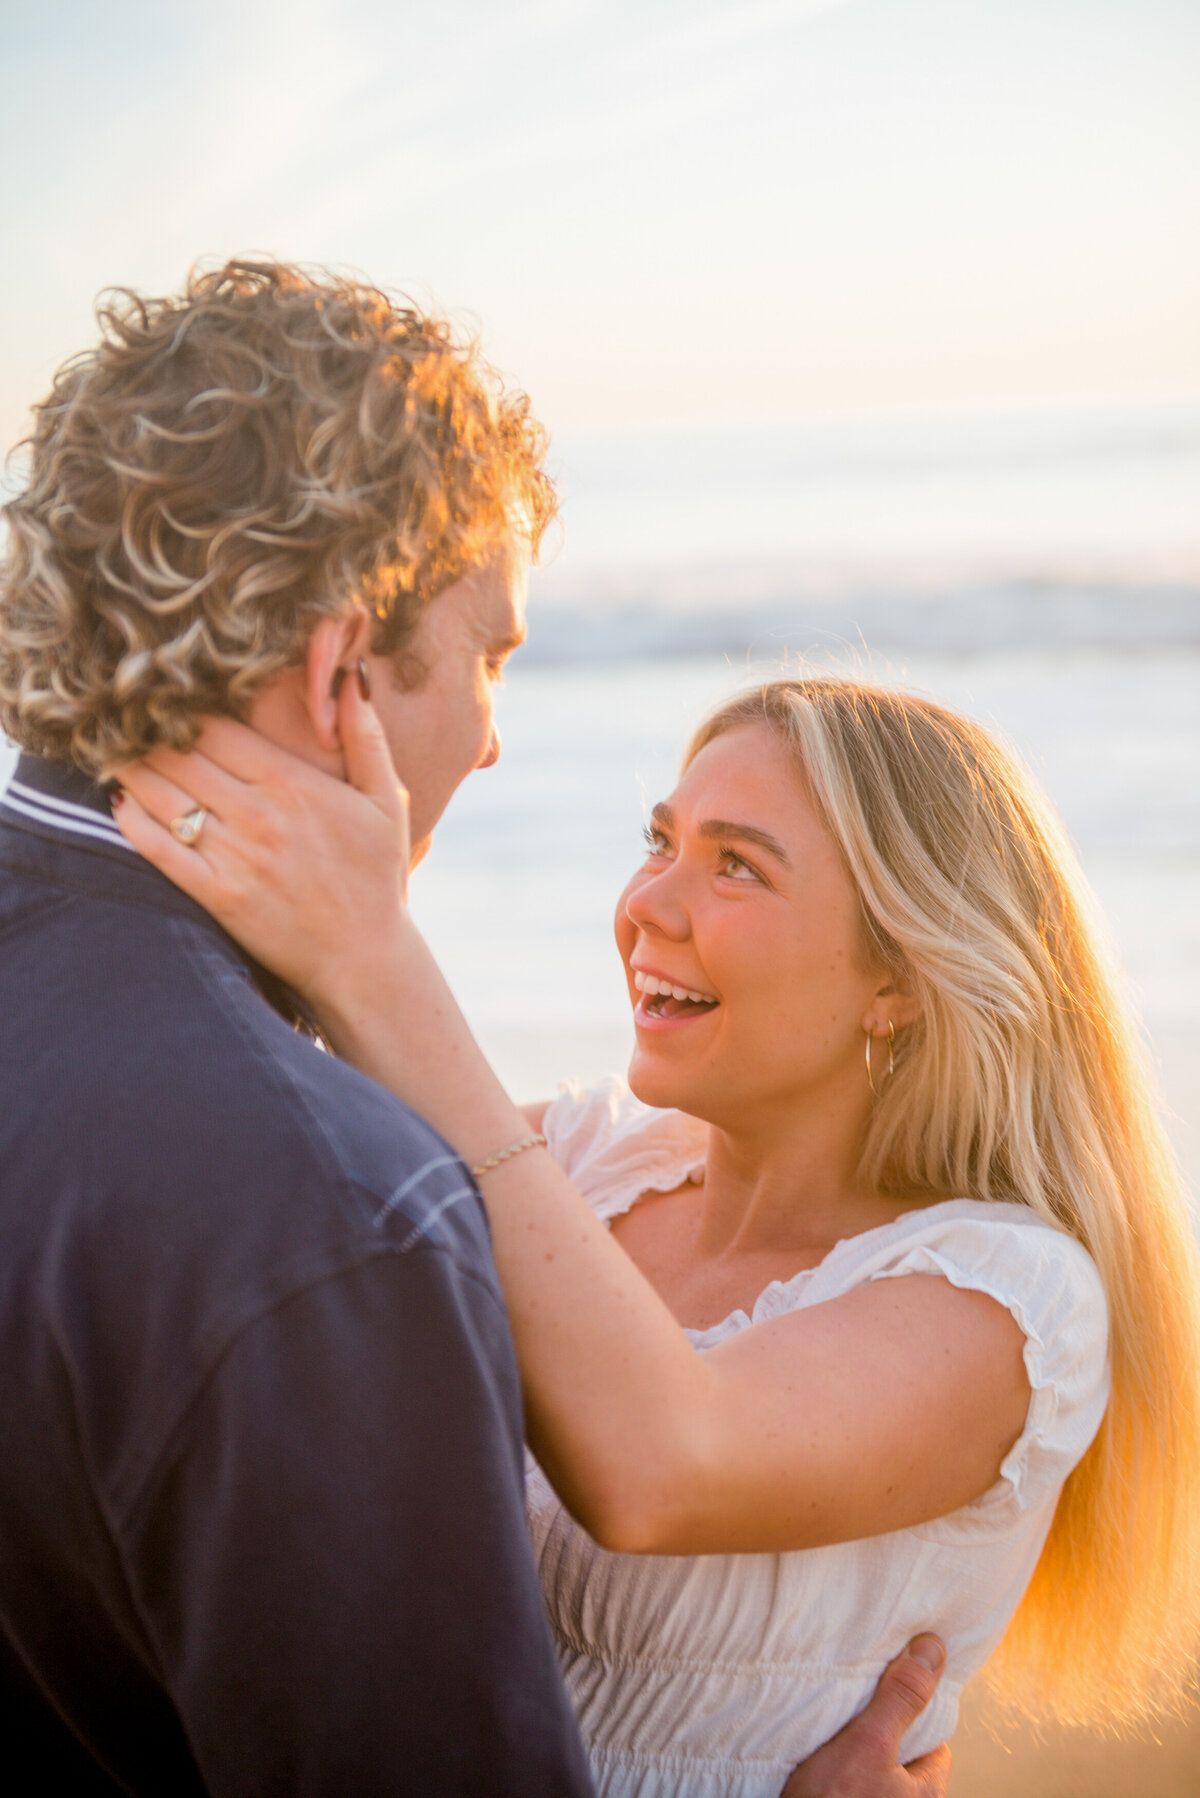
left=693, top=1086, right=911, bottom=1258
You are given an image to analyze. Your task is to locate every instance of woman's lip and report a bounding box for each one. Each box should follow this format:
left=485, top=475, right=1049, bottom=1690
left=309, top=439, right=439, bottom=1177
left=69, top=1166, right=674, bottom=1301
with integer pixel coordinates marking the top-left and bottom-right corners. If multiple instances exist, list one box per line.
left=633, top=994, right=719, bottom=1032
left=630, top=966, right=717, bottom=1001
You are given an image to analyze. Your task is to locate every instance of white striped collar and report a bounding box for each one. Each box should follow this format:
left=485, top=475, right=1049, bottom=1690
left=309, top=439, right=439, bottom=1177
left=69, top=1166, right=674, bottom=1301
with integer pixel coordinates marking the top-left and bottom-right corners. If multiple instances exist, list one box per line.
left=1, top=760, right=134, bottom=852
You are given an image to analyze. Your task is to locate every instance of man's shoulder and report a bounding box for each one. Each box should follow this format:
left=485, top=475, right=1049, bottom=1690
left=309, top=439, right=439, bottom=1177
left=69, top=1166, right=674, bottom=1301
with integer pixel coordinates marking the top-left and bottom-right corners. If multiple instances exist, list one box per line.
left=0, top=863, right=503, bottom=1526
left=0, top=862, right=499, bottom=1341
left=4, top=859, right=473, bottom=1221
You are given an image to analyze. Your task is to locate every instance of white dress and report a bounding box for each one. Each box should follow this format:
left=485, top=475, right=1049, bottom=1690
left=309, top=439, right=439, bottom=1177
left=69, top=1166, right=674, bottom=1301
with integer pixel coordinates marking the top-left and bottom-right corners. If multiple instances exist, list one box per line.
left=528, top=1076, right=1110, bottom=1798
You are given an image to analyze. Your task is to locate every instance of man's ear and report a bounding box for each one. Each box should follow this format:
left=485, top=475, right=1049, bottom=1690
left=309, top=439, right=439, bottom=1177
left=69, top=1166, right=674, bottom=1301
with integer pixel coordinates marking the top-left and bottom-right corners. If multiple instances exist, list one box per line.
left=303, top=611, right=374, bottom=756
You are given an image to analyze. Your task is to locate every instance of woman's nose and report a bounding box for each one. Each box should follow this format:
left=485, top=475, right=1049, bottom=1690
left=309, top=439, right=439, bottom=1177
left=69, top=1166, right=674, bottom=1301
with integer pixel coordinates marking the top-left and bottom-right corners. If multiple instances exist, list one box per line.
left=624, top=860, right=690, bottom=940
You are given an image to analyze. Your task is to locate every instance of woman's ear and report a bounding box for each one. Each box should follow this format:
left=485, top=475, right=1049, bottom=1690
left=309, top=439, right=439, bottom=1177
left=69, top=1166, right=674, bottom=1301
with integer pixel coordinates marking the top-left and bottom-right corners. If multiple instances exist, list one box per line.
left=304, top=610, right=374, bottom=756
left=861, top=975, right=922, bottom=1039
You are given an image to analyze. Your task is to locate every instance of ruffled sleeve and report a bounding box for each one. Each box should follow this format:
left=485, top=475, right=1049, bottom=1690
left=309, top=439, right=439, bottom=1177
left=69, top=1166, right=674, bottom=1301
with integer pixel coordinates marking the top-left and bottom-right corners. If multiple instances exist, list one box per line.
left=853, top=1201, right=1110, bottom=1535
left=542, top=1075, right=707, bottom=1224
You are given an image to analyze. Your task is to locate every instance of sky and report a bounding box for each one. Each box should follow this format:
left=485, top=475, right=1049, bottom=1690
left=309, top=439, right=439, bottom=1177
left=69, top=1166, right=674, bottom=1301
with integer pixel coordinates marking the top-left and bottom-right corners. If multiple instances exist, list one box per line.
left=2, top=0, right=1198, bottom=460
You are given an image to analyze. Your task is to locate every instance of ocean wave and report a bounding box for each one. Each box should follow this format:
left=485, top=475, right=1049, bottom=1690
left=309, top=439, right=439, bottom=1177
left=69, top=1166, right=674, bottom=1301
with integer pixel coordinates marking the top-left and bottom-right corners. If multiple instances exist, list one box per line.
left=524, top=577, right=1200, bottom=664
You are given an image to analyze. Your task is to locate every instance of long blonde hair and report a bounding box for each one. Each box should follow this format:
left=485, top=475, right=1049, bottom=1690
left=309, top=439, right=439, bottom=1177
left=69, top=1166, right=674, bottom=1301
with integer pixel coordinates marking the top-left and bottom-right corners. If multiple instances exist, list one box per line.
left=687, top=677, right=1200, bottom=1730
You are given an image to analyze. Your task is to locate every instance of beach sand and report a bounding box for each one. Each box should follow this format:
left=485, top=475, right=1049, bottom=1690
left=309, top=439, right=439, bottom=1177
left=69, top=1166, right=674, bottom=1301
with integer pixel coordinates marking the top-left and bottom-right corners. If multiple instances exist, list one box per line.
left=950, top=1685, right=1200, bottom=1795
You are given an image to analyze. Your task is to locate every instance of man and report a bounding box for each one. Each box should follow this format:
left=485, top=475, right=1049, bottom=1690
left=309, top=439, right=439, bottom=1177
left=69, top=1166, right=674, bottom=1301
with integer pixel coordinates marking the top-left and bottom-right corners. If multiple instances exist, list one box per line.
left=0, top=259, right=949, bottom=1794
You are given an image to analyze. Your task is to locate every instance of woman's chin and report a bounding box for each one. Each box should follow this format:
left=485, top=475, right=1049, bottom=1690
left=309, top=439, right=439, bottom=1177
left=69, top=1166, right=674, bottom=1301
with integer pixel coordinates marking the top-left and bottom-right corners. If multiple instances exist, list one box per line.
left=627, top=1047, right=705, bottom=1116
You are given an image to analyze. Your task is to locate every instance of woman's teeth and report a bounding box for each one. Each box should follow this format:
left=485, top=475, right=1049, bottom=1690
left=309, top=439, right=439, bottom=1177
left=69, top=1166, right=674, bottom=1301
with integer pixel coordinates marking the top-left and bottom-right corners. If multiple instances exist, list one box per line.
left=632, top=971, right=717, bottom=1006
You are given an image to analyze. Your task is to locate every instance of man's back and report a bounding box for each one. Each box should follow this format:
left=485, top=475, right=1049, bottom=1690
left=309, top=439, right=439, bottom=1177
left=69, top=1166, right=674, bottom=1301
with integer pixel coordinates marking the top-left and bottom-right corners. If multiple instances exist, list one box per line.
left=0, top=755, right=591, bottom=1795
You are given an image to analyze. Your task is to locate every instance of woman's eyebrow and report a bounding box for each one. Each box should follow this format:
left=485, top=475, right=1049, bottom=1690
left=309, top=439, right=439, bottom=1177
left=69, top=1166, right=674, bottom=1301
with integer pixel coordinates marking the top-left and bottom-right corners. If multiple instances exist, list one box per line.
left=649, top=802, right=792, bottom=868
left=701, top=819, right=792, bottom=866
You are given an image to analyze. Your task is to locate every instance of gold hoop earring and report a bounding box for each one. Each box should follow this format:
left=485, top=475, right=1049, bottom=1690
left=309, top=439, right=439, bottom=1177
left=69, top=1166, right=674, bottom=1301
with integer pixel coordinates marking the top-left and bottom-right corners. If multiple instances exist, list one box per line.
left=865, top=1021, right=896, bottom=1098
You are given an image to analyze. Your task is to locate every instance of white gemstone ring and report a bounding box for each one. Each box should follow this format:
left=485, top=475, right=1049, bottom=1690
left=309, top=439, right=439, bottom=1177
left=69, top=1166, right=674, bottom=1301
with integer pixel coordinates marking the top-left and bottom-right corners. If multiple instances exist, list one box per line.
left=169, top=806, right=208, bottom=848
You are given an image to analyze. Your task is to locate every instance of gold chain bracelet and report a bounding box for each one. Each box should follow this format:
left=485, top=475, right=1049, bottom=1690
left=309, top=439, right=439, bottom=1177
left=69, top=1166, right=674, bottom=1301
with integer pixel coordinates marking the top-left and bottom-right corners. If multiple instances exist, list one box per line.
left=471, top=1133, right=548, bottom=1178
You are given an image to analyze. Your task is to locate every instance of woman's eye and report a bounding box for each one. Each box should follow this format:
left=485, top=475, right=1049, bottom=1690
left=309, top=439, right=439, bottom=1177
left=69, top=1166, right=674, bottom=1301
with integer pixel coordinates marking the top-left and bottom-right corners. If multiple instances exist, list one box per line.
left=641, top=824, right=671, bottom=856
left=718, top=848, right=760, bottom=881
left=485, top=658, right=507, bottom=685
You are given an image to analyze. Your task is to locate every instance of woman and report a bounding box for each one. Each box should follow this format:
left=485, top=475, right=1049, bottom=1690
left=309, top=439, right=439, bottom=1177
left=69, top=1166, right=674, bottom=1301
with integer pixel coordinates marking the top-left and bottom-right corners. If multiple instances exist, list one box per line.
left=115, top=674, right=1200, bottom=1795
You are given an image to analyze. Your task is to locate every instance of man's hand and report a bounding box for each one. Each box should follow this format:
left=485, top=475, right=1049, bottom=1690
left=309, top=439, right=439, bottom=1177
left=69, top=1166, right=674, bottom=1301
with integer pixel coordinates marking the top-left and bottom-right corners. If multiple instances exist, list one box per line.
left=780, top=1636, right=951, bottom=1798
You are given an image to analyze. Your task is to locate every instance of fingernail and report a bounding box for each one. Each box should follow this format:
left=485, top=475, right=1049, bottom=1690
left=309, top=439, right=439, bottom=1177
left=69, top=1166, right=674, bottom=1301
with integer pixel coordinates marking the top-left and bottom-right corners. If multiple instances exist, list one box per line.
left=356, top=657, right=371, bottom=700
left=331, top=666, right=347, bottom=700
left=109, top=785, right=125, bottom=809
left=908, top=1636, right=945, bottom=1673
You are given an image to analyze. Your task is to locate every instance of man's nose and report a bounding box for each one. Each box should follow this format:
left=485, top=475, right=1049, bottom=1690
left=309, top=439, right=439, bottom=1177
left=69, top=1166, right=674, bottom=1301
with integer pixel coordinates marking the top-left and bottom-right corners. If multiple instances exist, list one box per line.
left=477, top=727, right=501, bottom=770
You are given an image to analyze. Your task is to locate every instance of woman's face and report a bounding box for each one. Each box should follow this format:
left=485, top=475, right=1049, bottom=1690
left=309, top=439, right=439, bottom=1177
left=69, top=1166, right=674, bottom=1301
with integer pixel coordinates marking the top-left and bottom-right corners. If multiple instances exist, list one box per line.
left=615, top=723, right=888, bottom=1130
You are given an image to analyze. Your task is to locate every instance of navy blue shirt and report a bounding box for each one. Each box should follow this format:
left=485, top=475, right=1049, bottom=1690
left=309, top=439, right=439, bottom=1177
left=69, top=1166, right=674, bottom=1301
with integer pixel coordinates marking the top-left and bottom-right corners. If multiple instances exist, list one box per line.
left=0, top=754, right=592, bottom=1796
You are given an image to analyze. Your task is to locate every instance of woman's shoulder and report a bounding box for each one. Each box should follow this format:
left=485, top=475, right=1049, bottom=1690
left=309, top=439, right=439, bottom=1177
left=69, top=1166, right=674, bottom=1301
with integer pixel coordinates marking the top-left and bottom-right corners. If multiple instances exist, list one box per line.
left=809, top=1199, right=1110, bottom=1529
left=789, top=1198, right=1108, bottom=1361
left=542, top=1074, right=707, bottom=1224
left=855, top=1198, right=1106, bottom=1328
left=751, top=1197, right=1104, bottom=1317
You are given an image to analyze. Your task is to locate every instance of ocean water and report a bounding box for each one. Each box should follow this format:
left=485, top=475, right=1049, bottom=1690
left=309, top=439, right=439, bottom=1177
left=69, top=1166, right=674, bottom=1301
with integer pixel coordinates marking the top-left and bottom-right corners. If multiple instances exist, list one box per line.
left=1, top=634, right=1196, bottom=1211
left=3, top=399, right=1197, bottom=1207
left=540, top=399, right=1200, bottom=601
left=402, top=398, right=1200, bottom=1211
left=406, top=639, right=1200, bottom=1215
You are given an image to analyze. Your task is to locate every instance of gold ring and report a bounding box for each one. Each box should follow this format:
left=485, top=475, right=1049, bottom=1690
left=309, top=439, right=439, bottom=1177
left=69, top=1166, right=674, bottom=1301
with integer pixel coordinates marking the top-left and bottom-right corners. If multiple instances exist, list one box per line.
left=169, top=806, right=208, bottom=848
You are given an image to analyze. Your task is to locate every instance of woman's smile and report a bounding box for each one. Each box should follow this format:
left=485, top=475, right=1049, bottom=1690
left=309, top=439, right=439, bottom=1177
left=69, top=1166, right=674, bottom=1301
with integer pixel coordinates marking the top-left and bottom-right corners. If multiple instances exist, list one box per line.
left=615, top=722, right=890, bottom=1127
left=631, top=967, right=720, bottom=1028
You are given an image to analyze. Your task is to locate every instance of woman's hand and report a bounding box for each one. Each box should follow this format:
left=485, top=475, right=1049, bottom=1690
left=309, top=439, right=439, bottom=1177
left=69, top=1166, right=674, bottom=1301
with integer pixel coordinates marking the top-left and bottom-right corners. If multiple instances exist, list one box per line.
left=113, top=678, right=530, bottom=1170
left=113, top=675, right=411, bottom=1024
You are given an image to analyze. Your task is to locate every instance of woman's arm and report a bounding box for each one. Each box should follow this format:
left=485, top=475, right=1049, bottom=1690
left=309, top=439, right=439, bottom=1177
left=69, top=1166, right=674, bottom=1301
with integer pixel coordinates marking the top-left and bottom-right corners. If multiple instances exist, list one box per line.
left=114, top=701, right=1029, bottom=1555
left=311, top=904, right=1028, bottom=1555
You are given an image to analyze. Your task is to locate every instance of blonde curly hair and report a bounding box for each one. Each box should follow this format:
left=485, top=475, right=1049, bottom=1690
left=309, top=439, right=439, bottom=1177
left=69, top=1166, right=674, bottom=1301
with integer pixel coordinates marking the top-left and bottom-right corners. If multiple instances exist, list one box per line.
left=0, top=258, right=555, bottom=776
